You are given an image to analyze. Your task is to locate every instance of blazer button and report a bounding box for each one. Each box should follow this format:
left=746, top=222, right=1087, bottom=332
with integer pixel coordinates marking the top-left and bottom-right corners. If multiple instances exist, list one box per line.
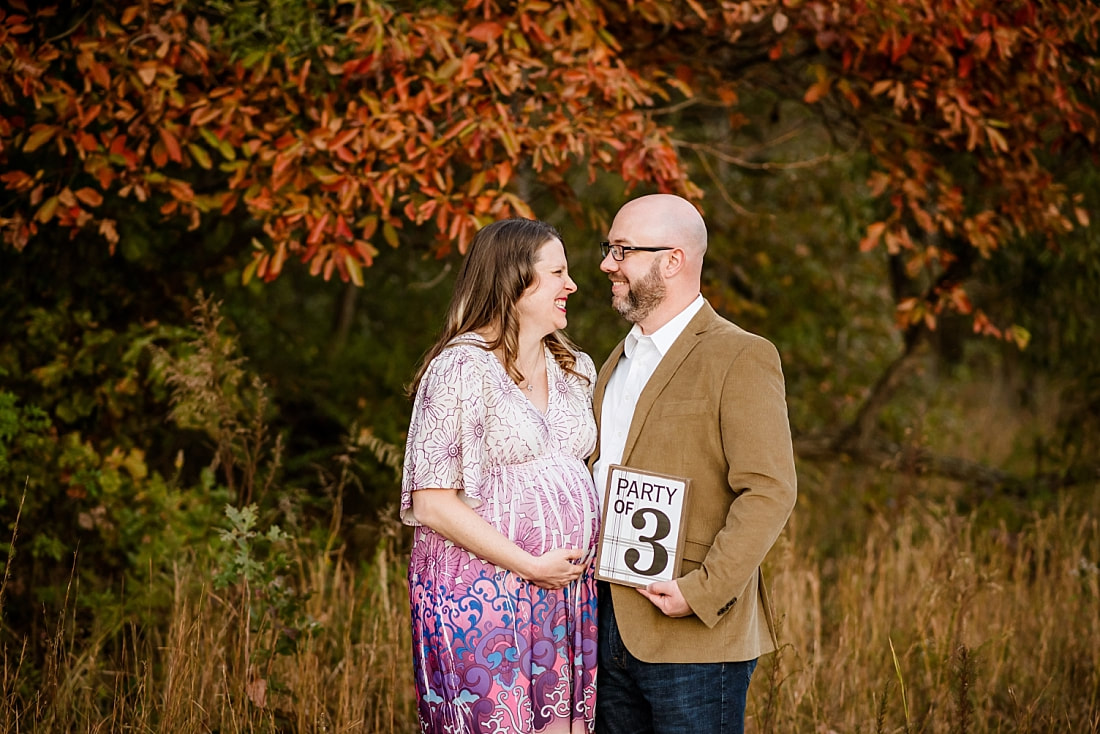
left=718, top=597, right=738, bottom=615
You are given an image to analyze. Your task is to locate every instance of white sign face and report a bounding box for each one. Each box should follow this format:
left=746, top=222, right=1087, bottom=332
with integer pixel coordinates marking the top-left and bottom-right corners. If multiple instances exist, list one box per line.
left=595, top=465, right=691, bottom=588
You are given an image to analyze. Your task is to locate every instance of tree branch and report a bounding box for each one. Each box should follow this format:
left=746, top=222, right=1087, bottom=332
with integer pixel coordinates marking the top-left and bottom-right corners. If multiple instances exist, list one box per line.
left=832, top=338, right=925, bottom=451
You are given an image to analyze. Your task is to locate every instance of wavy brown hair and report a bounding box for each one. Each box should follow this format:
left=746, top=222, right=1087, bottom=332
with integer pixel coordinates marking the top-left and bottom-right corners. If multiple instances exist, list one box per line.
left=408, top=218, right=587, bottom=397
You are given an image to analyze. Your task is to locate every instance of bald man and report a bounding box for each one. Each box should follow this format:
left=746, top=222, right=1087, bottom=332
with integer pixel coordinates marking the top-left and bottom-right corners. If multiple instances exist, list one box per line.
left=590, top=194, right=797, bottom=734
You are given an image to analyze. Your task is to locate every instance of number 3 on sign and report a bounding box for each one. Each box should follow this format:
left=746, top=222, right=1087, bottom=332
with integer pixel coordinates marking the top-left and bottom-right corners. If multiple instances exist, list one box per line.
left=595, top=465, right=691, bottom=588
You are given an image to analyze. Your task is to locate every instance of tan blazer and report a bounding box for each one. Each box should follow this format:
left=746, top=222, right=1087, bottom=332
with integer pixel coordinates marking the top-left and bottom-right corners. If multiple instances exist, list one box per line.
left=591, top=302, right=797, bottom=663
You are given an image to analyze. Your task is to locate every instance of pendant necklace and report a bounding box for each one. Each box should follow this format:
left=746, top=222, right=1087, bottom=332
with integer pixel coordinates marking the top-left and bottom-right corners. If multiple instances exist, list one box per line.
left=520, top=351, right=540, bottom=392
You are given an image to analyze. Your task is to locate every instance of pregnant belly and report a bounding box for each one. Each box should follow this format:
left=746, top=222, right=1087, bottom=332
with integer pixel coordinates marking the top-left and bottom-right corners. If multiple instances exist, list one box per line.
left=479, top=457, right=600, bottom=556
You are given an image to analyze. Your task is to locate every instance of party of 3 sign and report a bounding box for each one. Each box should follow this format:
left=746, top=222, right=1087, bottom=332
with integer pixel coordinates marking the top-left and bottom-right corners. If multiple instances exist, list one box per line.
left=595, top=465, right=692, bottom=588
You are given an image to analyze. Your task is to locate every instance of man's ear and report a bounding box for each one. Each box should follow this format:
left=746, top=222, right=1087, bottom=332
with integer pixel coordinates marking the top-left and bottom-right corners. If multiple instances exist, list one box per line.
left=663, top=247, right=686, bottom=277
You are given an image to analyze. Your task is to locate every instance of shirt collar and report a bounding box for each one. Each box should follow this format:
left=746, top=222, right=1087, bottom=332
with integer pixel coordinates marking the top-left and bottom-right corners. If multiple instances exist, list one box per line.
left=623, top=295, right=705, bottom=359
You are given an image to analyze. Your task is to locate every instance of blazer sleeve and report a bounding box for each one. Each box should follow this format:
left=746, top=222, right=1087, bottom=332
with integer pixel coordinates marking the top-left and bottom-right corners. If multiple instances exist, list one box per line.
left=676, top=335, right=797, bottom=628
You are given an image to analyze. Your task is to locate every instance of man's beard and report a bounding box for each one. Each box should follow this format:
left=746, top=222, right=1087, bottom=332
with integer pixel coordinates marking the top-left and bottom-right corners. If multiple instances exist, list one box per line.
left=612, top=258, right=665, bottom=323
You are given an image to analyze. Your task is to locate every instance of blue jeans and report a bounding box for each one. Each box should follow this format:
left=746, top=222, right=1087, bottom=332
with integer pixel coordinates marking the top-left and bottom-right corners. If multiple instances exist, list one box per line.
left=597, top=583, right=757, bottom=734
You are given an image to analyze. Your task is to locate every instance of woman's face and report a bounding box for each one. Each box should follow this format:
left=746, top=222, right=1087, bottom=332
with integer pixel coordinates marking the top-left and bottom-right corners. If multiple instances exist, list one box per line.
left=516, top=238, right=577, bottom=338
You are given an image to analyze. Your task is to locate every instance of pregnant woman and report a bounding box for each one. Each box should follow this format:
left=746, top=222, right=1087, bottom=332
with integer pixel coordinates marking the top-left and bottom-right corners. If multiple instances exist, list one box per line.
left=401, top=218, right=599, bottom=733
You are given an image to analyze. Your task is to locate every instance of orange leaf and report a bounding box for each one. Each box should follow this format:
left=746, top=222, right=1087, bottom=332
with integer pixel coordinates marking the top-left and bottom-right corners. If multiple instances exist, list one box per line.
left=307, top=213, right=330, bottom=245
left=77, top=131, right=98, bottom=152
left=859, top=221, right=886, bottom=252
left=190, top=104, right=222, bottom=127
left=457, top=53, right=479, bottom=83
left=89, top=61, right=111, bottom=89
left=328, top=128, right=358, bottom=151
left=79, top=104, right=103, bottom=129
left=159, top=127, right=183, bottom=163
left=75, top=187, right=103, bottom=207
left=151, top=141, right=168, bottom=168
left=804, top=79, right=830, bottom=104
left=468, top=22, right=503, bottom=44
left=335, top=215, right=353, bottom=240
left=271, top=242, right=287, bottom=277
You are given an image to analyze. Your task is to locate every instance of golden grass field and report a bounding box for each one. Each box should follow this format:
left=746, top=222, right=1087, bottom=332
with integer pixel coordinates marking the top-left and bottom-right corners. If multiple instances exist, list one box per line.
left=3, top=467, right=1097, bottom=733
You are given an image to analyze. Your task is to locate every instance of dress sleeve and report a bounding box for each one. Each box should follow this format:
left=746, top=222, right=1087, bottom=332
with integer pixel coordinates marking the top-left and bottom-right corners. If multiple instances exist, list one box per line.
left=399, top=345, right=488, bottom=525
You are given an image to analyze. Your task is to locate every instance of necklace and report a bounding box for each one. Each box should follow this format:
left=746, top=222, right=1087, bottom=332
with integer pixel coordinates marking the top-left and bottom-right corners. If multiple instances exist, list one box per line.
left=518, top=350, right=542, bottom=393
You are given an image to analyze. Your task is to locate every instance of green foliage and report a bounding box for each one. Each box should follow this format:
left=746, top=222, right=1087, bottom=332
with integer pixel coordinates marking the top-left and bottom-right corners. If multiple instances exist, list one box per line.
left=0, top=392, right=50, bottom=481
left=215, top=503, right=317, bottom=661
left=151, top=293, right=280, bottom=507
left=201, top=0, right=347, bottom=59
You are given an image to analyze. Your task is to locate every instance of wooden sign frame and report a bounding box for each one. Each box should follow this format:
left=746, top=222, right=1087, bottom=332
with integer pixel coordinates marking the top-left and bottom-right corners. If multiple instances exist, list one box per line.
left=595, top=464, right=692, bottom=588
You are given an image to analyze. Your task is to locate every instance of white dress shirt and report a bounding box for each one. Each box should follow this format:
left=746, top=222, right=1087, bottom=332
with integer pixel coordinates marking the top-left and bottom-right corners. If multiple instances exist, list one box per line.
left=593, top=295, right=705, bottom=501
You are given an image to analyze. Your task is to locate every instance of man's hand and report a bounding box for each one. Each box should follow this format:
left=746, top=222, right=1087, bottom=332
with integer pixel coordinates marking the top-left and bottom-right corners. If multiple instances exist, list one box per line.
left=638, top=579, right=693, bottom=617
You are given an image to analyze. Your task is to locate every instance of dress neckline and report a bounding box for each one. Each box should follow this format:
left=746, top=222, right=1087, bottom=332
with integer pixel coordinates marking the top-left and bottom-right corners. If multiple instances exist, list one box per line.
left=456, top=333, right=553, bottom=416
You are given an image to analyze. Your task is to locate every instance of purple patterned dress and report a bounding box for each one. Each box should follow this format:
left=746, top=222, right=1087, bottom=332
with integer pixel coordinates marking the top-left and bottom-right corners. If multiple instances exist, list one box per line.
left=401, top=335, right=600, bottom=733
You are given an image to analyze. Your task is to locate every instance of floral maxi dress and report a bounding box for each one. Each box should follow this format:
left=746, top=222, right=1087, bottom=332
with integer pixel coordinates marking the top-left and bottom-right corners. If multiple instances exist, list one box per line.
left=401, top=336, right=600, bottom=734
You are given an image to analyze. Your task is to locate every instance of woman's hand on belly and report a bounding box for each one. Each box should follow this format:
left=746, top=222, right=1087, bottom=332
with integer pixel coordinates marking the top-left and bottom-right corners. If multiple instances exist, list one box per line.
left=521, top=547, right=590, bottom=590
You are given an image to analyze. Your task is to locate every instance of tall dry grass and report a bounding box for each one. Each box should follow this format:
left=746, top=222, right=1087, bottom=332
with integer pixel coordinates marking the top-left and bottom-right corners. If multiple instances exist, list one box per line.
left=4, top=339, right=1099, bottom=733
left=757, top=479, right=1100, bottom=733
left=3, top=483, right=1096, bottom=733
left=0, top=516, right=417, bottom=733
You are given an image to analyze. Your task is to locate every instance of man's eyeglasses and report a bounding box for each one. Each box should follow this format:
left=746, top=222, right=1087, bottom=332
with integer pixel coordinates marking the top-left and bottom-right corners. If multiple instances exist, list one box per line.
left=599, top=242, right=673, bottom=261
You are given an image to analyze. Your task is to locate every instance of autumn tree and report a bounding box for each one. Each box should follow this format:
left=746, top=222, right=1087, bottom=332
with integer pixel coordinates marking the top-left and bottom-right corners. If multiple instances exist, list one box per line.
left=1, top=0, right=694, bottom=282
left=3, top=0, right=1099, bottom=575
left=4, top=0, right=1094, bottom=326
left=583, top=0, right=1099, bottom=483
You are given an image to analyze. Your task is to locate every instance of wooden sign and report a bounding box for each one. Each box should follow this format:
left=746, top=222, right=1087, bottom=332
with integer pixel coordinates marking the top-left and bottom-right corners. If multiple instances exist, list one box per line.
left=595, top=465, right=692, bottom=588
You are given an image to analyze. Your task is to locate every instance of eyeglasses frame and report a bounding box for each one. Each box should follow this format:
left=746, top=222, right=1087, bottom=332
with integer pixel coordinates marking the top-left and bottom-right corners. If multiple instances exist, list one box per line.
left=599, top=241, right=673, bottom=261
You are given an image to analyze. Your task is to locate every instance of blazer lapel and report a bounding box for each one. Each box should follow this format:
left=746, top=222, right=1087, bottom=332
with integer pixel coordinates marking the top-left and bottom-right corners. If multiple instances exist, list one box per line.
left=621, top=304, right=717, bottom=464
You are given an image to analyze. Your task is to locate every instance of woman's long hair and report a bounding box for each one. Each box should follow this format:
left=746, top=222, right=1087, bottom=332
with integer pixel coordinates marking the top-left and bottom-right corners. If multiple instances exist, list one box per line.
left=407, top=218, right=586, bottom=397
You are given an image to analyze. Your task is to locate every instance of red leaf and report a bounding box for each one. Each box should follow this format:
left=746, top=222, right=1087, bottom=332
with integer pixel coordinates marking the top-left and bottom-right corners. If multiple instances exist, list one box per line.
left=335, top=215, right=353, bottom=240
left=892, top=34, right=913, bottom=63
left=958, top=55, right=973, bottom=79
